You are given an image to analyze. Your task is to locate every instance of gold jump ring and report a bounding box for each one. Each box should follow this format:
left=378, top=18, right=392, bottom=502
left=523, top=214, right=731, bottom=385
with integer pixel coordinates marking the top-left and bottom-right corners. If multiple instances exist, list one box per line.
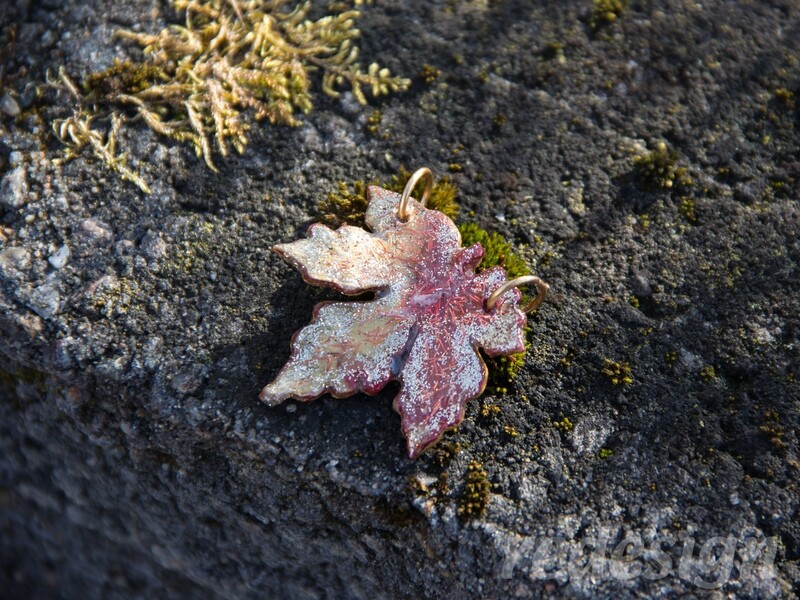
left=486, top=276, right=549, bottom=313
left=397, top=167, right=433, bottom=221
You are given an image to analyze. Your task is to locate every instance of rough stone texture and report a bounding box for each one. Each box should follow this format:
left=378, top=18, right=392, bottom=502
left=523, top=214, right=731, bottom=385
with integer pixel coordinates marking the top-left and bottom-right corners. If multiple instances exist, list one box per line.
left=1, top=0, right=798, bottom=598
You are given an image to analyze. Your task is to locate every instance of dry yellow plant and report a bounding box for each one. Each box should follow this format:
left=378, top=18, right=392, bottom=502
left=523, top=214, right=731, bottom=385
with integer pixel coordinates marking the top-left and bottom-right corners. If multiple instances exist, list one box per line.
left=53, top=0, right=409, bottom=190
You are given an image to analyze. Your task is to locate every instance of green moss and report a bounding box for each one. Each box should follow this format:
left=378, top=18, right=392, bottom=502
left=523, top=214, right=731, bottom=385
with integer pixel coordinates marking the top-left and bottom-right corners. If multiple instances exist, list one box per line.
left=419, top=64, right=441, bottom=84
left=366, top=109, right=383, bottom=136
left=448, top=163, right=463, bottom=173
left=457, top=222, right=531, bottom=279
left=553, top=415, right=574, bottom=432
left=699, top=365, right=716, bottom=381
left=589, top=0, right=628, bottom=30
left=503, top=425, right=519, bottom=438
left=83, top=59, right=169, bottom=98
left=53, top=108, right=151, bottom=193
left=480, top=402, right=501, bottom=417
left=766, top=177, right=795, bottom=201
left=493, top=112, right=507, bottom=128
left=634, top=142, right=692, bottom=191
left=602, top=358, right=633, bottom=385
left=774, top=88, right=796, bottom=110
left=679, top=197, right=698, bottom=223
left=431, top=440, right=462, bottom=469
left=457, top=460, right=491, bottom=520
left=318, top=180, right=374, bottom=228
left=598, top=448, right=613, bottom=459
left=487, top=349, right=527, bottom=390
left=760, top=410, right=786, bottom=449
left=629, top=295, right=639, bottom=308
left=384, top=167, right=460, bottom=221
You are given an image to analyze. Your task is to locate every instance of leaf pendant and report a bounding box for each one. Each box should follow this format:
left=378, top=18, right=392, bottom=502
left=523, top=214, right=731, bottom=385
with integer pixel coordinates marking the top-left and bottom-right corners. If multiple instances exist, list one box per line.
left=261, top=172, right=546, bottom=458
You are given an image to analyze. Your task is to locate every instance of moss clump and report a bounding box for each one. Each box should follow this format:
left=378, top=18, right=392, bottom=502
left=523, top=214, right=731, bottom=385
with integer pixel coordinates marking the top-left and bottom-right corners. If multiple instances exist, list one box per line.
left=54, top=0, right=409, bottom=189
left=53, top=102, right=151, bottom=194
left=457, top=222, right=531, bottom=279
left=317, top=180, right=375, bottom=228
left=699, top=365, right=716, bottom=381
left=553, top=415, right=574, bottom=432
left=431, top=440, right=462, bottom=469
left=589, top=0, right=628, bottom=30
left=598, top=448, right=613, bottom=459
left=602, top=358, right=633, bottom=385
left=480, top=402, right=501, bottom=417
left=487, top=350, right=527, bottom=390
left=384, top=167, right=460, bottom=221
left=366, top=109, right=382, bottom=136
left=457, top=460, right=491, bottom=520
left=760, top=410, right=786, bottom=449
left=419, top=64, right=441, bottom=84
left=679, top=196, right=698, bottom=223
left=633, top=142, right=692, bottom=191
left=83, top=60, right=170, bottom=97
left=318, top=169, right=460, bottom=228
left=774, top=88, right=796, bottom=110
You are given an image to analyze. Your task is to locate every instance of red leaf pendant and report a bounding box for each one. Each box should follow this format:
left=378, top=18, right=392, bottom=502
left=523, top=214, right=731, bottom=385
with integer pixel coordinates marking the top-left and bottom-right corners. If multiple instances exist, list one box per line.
left=261, top=169, right=548, bottom=458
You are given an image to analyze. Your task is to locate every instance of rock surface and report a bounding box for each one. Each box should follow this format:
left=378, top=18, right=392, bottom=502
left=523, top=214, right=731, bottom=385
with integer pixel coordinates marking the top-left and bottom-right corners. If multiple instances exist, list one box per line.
left=1, top=0, right=799, bottom=598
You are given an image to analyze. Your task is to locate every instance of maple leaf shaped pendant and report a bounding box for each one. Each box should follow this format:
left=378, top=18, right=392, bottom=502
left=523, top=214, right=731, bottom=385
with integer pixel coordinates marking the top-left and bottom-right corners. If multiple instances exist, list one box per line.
left=261, top=169, right=548, bottom=458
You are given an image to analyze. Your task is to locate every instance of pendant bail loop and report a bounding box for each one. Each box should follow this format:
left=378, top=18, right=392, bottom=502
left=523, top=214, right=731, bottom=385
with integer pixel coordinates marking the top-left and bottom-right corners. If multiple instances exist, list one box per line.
left=397, top=167, right=433, bottom=221
left=486, top=276, right=549, bottom=313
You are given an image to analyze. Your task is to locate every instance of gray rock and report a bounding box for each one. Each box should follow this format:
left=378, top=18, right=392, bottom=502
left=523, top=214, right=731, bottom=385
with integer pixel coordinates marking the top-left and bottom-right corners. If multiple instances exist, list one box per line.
left=26, top=283, right=61, bottom=319
left=1, top=1, right=798, bottom=599
left=139, top=230, right=167, bottom=261
left=0, top=246, right=31, bottom=272
left=8, top=151, right=24, bottom=168
left=78, top=218, right=113, bottom=244
left=0, top=93, right=21, bottom=117
left=47, top=244, right=70, bottom=269
left=0, top=166, right=29, bottom=209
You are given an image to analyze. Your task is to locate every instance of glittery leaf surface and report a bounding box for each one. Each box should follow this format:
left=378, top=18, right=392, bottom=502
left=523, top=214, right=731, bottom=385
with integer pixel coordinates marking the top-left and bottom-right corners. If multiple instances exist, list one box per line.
left=261, top=186, right=527, bottom=458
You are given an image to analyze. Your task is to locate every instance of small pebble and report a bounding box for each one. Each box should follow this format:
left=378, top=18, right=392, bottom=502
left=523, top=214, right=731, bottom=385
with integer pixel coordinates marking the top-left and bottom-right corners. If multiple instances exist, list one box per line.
left=8, top=151, right=23, bottom=168
left=40, top=30, right=56, bottom=48
left=28, top=284, right=61, bottom=319
left=0, top=93, right=20, bottom=118
left=140, top=231, right=167, bottom=261
left=80, top=218, right=113, bottom=243
left=0, top=247, right=31, bottom=271
left=48, top=244, right=70, bottom=269
left=0, top=166, right=29, bottom=209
